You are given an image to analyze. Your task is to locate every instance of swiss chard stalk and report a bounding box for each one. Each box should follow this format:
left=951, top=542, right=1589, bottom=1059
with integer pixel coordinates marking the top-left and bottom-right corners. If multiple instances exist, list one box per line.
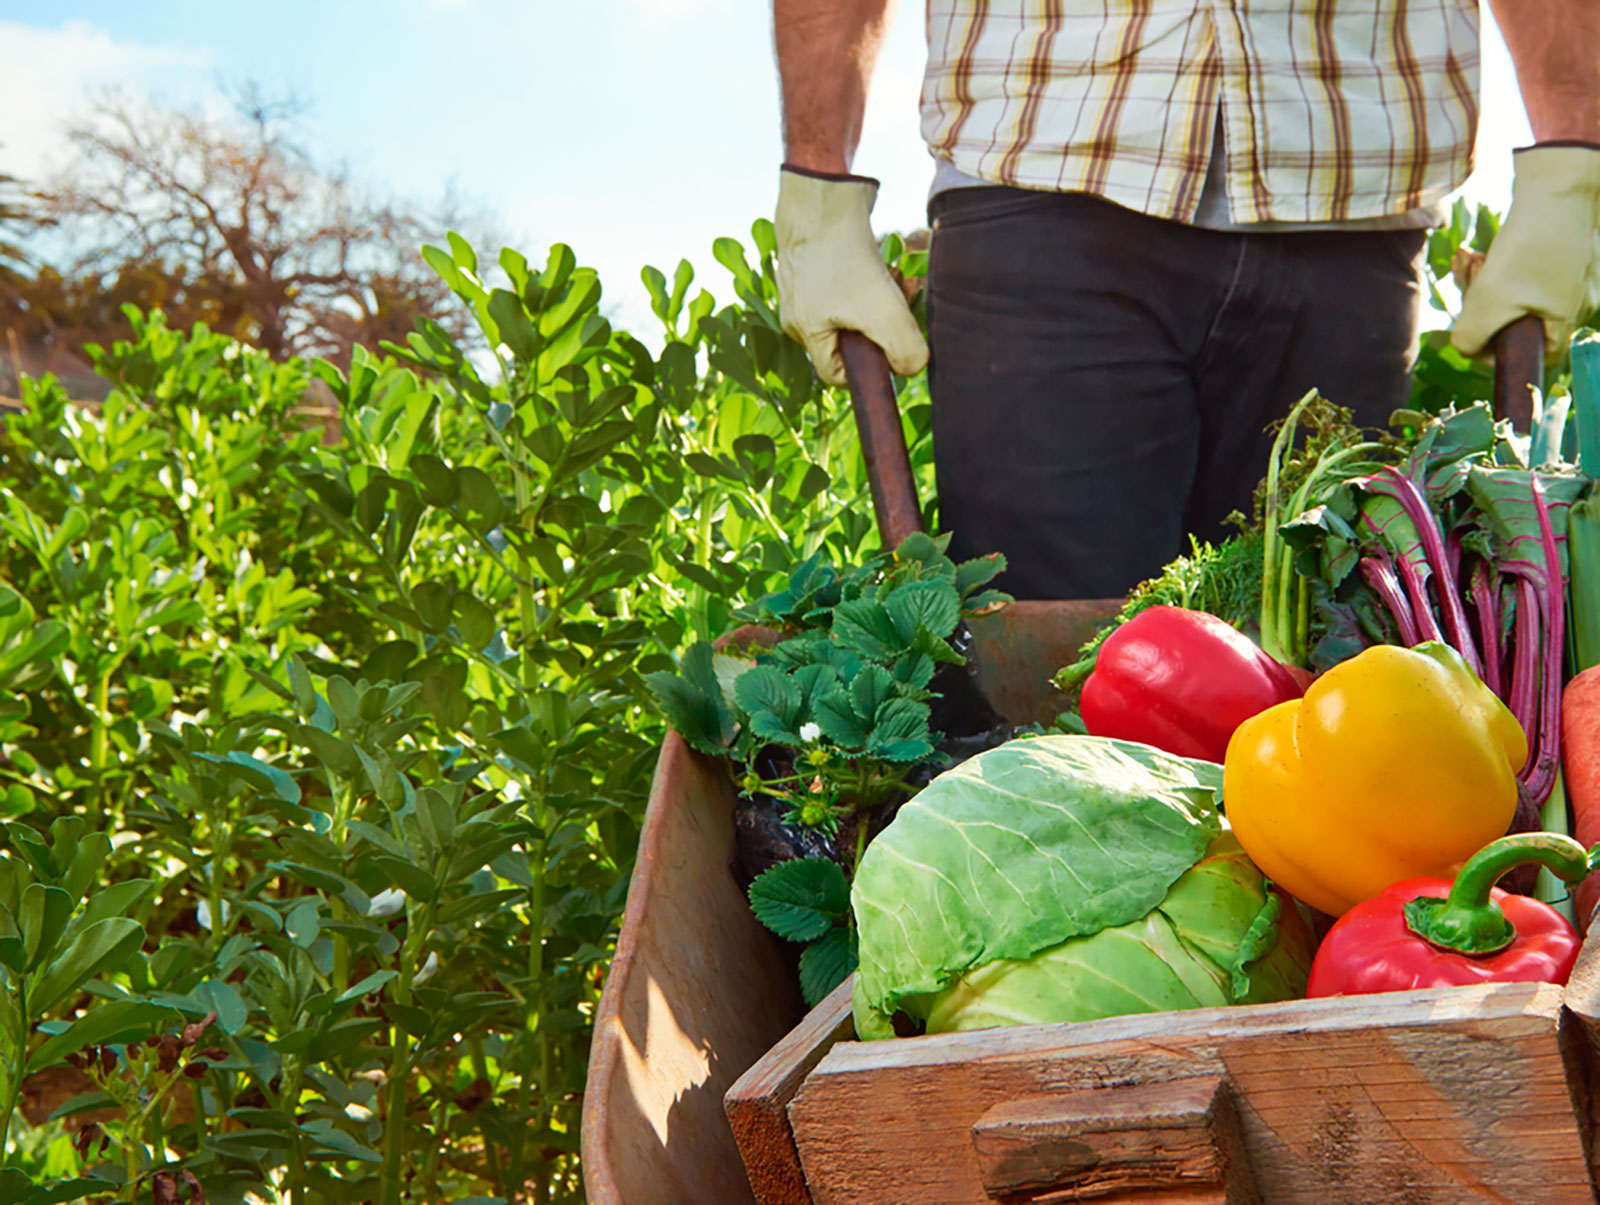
left=1471, top=561, right=1504, bottom=695
left=1359, top=552, right=1423, bottom=646
left=1357, top=467, right=1481, bottom=680
left=1521, top=478, right=1566, bottom=803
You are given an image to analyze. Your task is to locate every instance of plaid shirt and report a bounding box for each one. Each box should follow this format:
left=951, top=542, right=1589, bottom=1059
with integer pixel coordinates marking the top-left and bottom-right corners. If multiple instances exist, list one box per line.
left=922, top=0, right=1481, bottom=224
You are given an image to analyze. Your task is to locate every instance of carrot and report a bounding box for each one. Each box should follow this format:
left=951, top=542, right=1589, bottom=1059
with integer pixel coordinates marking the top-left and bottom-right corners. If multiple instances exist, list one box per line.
left=1561, top=665, right=1600, bottom=933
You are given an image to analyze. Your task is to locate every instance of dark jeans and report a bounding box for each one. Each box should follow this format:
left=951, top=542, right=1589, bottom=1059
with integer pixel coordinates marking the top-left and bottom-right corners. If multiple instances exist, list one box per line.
left=927, top=187, right=1426, bottom=600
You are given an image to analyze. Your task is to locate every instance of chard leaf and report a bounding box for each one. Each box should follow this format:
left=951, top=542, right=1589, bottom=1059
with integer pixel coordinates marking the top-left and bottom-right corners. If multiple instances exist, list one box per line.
left=799, top=926, right=857, bottom=1008
left=749, top=857, right=849, bottom=943
left=1464, top=464, right=1585, bottom=578
left=1280, top=504, right=1359, bottom=588
left=851, top=735, right=1221, bottom=1040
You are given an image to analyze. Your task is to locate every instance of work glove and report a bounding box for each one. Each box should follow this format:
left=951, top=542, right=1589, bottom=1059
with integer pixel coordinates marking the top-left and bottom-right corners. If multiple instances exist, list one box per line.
left=775, top=166, right=928, bottom=388
left=1452, top=144, right=1600, bottom=360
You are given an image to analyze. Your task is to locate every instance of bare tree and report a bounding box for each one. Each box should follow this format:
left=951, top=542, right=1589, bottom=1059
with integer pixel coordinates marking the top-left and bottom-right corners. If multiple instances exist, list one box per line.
left=33, top=86, right=486, bottom=363
left=0, top=168, right=34, bottom=284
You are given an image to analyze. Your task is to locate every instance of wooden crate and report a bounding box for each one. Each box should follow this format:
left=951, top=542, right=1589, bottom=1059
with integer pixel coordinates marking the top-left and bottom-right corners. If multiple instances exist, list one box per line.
left=731, top=969, right=1600, bottom=1203
left=581, top=602, right=1120, bottom=1204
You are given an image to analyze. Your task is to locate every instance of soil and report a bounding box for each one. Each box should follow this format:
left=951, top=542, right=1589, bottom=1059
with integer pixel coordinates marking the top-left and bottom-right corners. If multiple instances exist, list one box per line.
left=730, top=647, right=1018, bottom=889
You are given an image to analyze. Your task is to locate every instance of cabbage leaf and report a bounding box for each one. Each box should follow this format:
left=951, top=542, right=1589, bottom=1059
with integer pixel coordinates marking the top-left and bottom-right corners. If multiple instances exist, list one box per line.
left=851, top=735, right=1222, bottom=1039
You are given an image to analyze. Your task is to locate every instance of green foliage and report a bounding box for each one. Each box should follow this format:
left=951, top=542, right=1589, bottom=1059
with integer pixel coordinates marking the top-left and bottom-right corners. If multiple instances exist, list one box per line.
left=747, top=858, right=854, bottom=1008
left=747, top=858, right=848, bottom=945
left=1412, top=198, right=1600, bottom=415
left=649, top=533, right=1008, bottom=836
left=0, top=223, right=934, bottom=1201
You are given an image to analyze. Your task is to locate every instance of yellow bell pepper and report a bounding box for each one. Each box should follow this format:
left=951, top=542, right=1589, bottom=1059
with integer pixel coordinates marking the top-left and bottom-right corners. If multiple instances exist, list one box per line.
left=1223, top=642, right=1526, bottom=917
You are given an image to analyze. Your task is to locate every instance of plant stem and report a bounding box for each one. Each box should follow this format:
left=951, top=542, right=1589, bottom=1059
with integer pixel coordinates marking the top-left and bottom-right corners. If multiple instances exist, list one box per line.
left=515, top=826, right=550, bottom=1202
left=380, top=1029, right=410, bottom=1205
left=89, top=666, right=113, bottom=827
left=378, top=889, right=433, bottom=1205
left=0, top=978, right=24, bottom=1160
left=1260, top=392, right=1316, bottom=661
left=469, top=1034, right=503, bottom=1186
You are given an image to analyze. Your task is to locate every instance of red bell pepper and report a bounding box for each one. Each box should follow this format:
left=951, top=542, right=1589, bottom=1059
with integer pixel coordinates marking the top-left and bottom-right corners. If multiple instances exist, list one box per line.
left=1306, top=833, right=1589, bottom=997
left=1079, top=606, right=1304, bottom=763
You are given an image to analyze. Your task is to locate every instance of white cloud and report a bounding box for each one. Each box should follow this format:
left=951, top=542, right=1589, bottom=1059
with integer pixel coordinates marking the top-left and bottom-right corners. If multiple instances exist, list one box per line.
left=0, top=19, right=210, bottom=182
left=623, top=0, right=731, bottom=19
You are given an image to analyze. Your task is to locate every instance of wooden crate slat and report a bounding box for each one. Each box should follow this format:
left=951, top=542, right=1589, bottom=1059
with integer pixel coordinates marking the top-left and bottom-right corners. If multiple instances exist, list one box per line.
left=786, top=983, right=1593, bottom=1204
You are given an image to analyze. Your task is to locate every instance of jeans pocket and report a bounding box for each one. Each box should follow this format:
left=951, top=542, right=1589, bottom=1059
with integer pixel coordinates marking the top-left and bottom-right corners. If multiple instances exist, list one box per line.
left=1373, top=228, right=1428, bottom=277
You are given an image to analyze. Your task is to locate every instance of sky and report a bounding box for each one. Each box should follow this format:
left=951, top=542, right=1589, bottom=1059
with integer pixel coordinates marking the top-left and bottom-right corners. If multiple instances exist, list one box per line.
left=1, top=2, right=1534, bottom=340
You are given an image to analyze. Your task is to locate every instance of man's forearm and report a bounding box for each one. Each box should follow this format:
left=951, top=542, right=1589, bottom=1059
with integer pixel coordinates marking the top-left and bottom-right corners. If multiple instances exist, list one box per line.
left=1488, top=0, right=1600, bottom=142
left=774, top=0, right=897, bottom=173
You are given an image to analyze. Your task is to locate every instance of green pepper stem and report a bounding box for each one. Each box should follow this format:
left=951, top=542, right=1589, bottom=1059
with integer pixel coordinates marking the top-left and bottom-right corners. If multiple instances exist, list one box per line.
left=1403, top=832, right=1594, bottom=956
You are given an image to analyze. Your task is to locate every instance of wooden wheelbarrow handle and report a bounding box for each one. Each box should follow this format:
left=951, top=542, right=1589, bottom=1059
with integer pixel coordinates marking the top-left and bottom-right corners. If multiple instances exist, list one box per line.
left=1493, top=314, right=1545, bottom=435
left=839, top=330, right=923, bottom=548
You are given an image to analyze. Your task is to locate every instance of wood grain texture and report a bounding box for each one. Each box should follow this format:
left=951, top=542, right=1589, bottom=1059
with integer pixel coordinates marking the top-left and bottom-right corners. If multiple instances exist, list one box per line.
left=838, top=332, right=923, bottom=548
left=972, top=1076, right=1258, bottom=1204
left=726, top=976, right=857, bottom=1205
left=788, top=983, right=1595, bottom=1204
left=580, top=732, right=805, bottom=1205
left=1562, top=919, right=1600, bottom=1194
left=1493, top=314, right=1545, bottom=435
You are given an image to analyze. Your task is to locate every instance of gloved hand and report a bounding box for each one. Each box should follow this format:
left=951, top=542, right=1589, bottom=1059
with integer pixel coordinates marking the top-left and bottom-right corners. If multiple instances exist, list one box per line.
left=775, top=166, right=929, bottom=388
left=1452, top=144, right=1600, bottom=360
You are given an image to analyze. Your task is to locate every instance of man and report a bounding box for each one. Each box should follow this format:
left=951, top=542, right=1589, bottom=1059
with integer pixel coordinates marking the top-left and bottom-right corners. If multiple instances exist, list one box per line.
left=772, top=0, right=1600, bottom=600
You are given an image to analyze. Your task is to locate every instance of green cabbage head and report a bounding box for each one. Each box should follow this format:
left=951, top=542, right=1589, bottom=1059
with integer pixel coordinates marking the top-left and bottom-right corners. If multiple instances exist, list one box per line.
left=850, top=735, right=1313, bottom=1039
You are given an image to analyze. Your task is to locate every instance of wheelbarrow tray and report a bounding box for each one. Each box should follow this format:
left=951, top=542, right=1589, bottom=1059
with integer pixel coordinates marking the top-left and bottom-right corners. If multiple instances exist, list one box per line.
left=580, top=600, right=1120, bottom=1204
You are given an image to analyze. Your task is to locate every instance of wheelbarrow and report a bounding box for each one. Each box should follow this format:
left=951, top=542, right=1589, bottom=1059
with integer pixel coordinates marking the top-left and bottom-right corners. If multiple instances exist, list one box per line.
left=582, top=318, right=1592, bottom=1203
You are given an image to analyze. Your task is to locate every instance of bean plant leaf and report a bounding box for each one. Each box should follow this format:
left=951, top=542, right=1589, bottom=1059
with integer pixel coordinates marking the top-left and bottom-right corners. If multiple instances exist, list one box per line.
left=748, top=857, right=849, bottom=943
left=31, top=918, right=146, bottom=1016
left=0, top=1169, right=116, bottom=1205
left=28, top=1000, right=182, bottom=1074
left=192, top=978, right=249, bottom=1034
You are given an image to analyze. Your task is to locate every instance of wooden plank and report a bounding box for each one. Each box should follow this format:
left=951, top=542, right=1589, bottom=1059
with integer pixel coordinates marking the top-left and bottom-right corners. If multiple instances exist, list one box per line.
left=788, top=983, right=1594, bottom=1204
left=725, top=976, right=856, bottom=1205
left=1562, top=918, right=1600, bottom=1192
left=971, top=1076, right=1258, bottom=1204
